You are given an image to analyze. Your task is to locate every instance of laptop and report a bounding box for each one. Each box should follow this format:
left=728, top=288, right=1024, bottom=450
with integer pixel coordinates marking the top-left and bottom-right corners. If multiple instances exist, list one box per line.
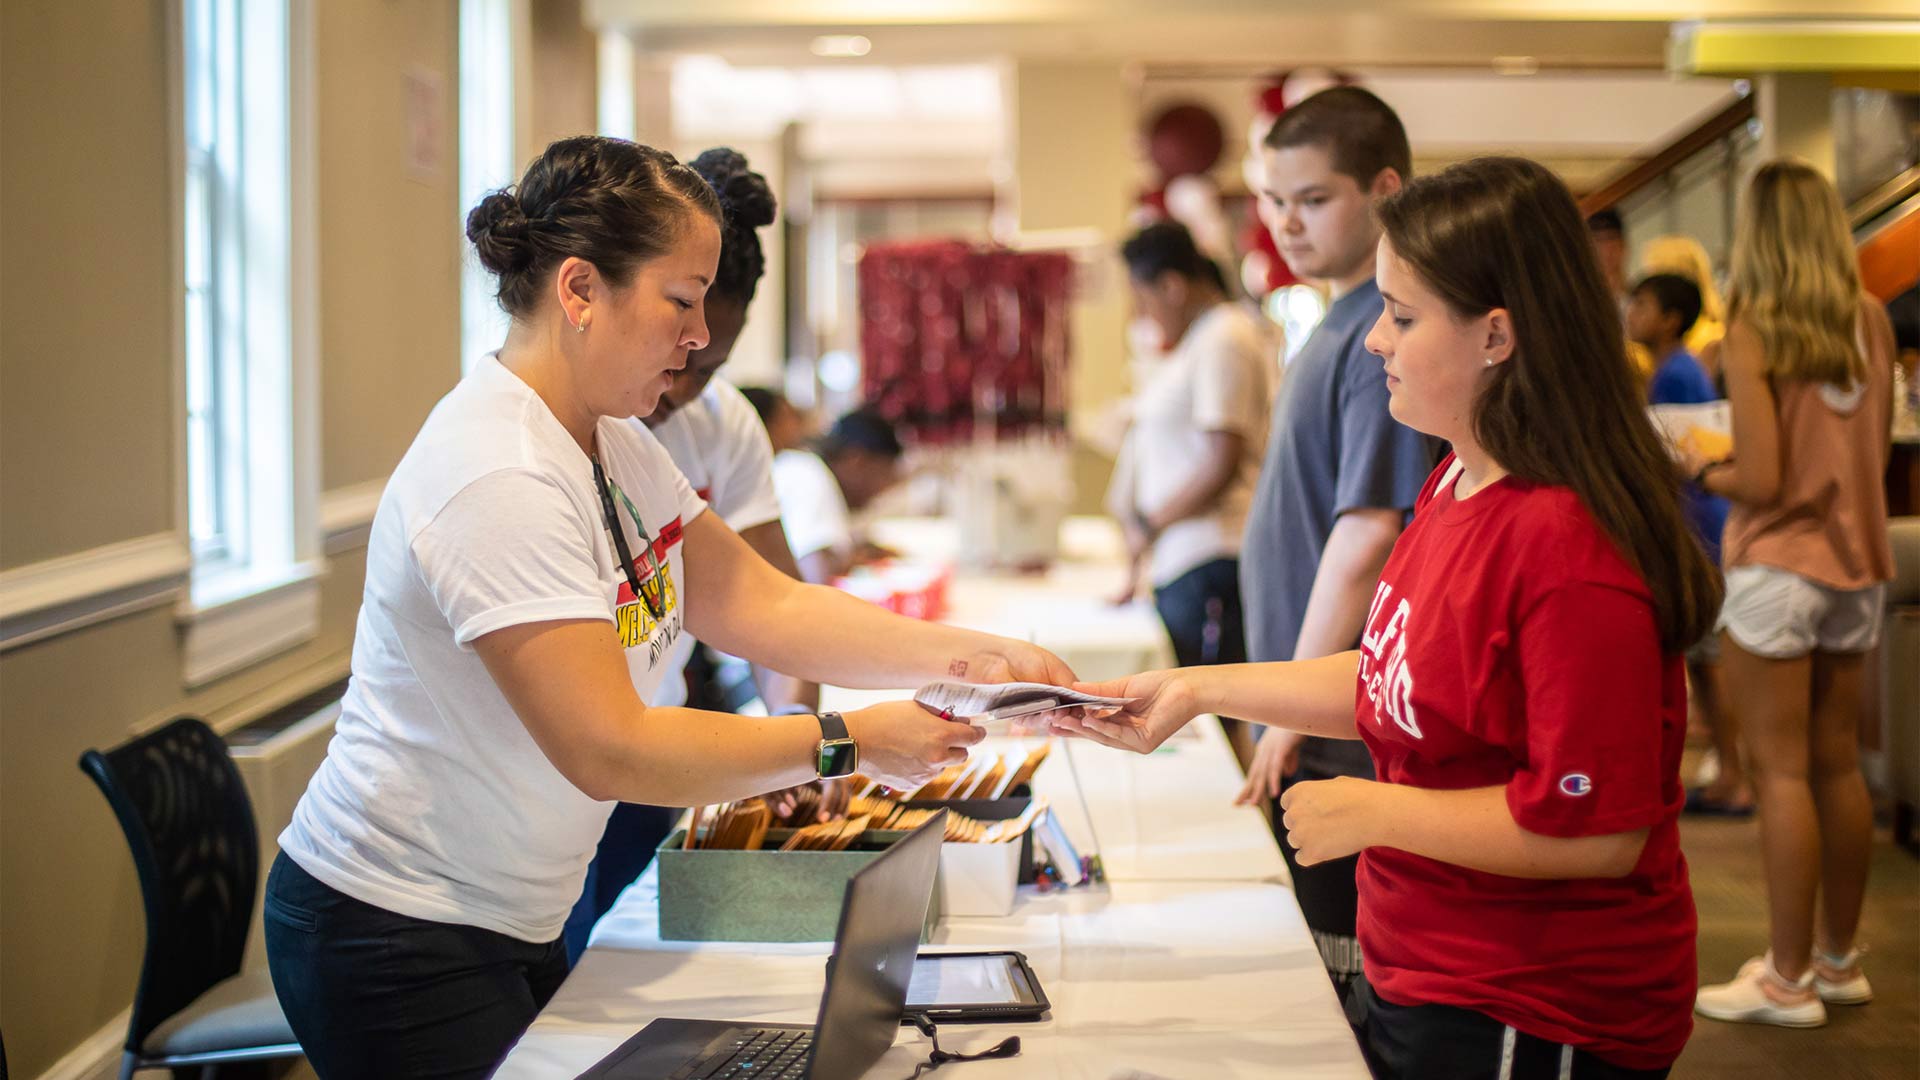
left=578, top=810, right=947, bottom=1080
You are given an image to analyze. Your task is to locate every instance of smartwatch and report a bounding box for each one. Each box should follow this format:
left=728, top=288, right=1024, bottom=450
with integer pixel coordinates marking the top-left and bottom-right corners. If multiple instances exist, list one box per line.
left=814, top=711, right=858, bottom=779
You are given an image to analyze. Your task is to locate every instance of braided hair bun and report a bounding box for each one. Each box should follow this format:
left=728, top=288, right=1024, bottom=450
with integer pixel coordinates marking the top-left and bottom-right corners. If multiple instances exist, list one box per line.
left=465, top=191, right=535, bottom=276
left=463, top=136, right=721, bottom=318
left=690, top=147, right=776, bottom=304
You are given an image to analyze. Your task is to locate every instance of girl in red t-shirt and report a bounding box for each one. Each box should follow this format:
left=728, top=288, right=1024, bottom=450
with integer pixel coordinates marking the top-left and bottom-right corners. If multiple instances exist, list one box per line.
left=1064, top=156, right=1722, bottom=1079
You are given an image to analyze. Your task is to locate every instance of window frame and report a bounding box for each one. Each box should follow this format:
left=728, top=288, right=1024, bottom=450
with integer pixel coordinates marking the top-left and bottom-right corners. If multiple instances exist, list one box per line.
left=170, top=0, right=323, bottom=687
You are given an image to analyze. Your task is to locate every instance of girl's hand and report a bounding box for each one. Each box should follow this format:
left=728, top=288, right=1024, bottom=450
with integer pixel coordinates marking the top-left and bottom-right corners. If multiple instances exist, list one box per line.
left=1278, top=776, right=1387, bottom=866
left=1235, top=729, right=1303, bottom=806
left=1045, top=668, right=1204, bottom=754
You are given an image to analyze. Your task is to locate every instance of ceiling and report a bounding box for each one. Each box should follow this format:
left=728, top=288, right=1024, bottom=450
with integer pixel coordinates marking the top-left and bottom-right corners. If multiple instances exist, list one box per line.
left=587, top=0, right=1918, bottom=70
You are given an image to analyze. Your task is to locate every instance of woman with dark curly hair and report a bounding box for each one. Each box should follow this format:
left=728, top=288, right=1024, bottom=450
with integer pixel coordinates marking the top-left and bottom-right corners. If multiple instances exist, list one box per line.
left=263, top=137, right=1074, bottom=1078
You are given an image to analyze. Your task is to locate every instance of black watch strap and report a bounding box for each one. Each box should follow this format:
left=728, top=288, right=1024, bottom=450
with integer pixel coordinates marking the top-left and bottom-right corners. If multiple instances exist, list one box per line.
left=817, top=711, right=850, bottom=742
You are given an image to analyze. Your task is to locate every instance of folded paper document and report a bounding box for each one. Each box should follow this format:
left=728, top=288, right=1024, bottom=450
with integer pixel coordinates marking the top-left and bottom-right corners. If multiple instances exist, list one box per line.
left=914, top=680, right=1134, bottom=722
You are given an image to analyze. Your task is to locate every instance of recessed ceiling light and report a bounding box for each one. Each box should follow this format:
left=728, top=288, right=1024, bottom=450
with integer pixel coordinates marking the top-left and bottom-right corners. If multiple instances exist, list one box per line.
left=1492, top=56, right=1540, bottom=76
left=810, top=35, right=872, bottom=59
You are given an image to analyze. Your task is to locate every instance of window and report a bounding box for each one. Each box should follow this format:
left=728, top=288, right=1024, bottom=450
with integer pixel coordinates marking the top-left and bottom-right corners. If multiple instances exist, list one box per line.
left=176, top=0, right=320, bottom=685
left=459, top=0, right=524, bottom=373
left=182, top=0, right=243, bottom=563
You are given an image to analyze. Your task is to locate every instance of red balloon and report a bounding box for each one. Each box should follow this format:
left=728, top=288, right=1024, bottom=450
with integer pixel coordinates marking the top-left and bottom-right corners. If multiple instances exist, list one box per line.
left=1146, top=103, right=1224, bottom=180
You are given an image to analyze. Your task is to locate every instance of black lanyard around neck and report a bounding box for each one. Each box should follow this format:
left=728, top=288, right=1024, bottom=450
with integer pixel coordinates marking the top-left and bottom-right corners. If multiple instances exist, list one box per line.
left=592, top=458, right=665, bottom=620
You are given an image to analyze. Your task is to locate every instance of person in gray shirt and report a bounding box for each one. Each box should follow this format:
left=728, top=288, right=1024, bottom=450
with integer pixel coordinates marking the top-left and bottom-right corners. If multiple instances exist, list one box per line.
left=1234, top=87, right=1439, bottom=1001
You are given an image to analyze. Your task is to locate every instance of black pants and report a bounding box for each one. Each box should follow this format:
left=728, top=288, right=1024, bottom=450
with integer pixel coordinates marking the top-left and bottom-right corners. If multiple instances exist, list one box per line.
left=1348, top=975, right=1670, bottom=1080
left=1153, top=558, right=1247, bottom=668
left=1274, top=764, right=1364, bottom=1002
left=563, top=801, right=680, bottom=962
left=264, top=853, right=569, bottom=1080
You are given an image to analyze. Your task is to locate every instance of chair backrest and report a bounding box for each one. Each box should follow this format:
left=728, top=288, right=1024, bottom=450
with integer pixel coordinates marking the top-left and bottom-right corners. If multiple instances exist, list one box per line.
left=80, top=717, right=261, bottom=1052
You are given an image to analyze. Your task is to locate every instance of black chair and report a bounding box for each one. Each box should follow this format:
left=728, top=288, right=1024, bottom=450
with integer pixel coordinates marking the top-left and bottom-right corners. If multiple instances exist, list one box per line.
left=80, top=717, right=302, bottom=1078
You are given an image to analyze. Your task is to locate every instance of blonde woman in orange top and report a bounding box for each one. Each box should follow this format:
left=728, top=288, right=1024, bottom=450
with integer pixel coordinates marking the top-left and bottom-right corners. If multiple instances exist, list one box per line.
left=1690, top=159, right=1897, bottom=1030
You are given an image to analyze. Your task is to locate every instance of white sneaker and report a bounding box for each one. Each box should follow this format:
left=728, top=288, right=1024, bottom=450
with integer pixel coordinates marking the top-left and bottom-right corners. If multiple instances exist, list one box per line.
left=1813, top=946, right=1873, bottom=1005
left=1697, top=954, right=1828, bottom=1028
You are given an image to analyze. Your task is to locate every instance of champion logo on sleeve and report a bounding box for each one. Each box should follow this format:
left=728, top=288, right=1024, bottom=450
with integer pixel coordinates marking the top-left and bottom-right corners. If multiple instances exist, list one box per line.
left=1559, top=773, right=1593, bottom=797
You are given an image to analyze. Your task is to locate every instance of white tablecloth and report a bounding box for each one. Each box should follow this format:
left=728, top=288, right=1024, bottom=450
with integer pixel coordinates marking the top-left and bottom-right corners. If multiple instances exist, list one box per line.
left=498, top=716, right=1346, bottom=1077
left=1038, top=724, right=1288, bottom=886
left=860, top=516, right=1177, bottom=683
left=499, top=876, right=1365, bottom=1079
left=493, top=517, right=1358, bottom=1077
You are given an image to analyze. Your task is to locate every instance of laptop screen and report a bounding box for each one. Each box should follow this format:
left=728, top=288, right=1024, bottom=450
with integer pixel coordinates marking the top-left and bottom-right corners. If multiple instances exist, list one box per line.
left=805, top=810, right=946, bottom=1080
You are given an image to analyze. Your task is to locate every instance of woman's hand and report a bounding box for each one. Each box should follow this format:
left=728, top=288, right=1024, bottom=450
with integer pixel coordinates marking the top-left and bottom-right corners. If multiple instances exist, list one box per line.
left=1235, top=729, right=1303, bottom=806
left=1045, top=668, right=1204, bottom=754
left=950, top=641, right=1078, bottom=689
left=1278, top=776, right=1386, bottom=866
left=844, top=700, right=985, bottom=790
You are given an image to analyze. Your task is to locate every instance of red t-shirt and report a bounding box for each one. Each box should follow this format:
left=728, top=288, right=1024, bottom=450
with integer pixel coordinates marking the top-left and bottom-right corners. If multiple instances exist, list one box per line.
left=1354, top=455, right=1695, bottom=1070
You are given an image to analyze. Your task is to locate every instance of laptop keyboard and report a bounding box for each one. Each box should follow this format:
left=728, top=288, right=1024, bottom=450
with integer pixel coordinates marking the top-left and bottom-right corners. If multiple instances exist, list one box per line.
left=688, top=1028, right=814, bottom=1080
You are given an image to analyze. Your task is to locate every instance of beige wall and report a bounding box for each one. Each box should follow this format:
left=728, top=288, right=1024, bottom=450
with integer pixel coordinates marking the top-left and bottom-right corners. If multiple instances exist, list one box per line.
left=0, top=1, right=177, bottom=568
left=1009, top=60, right=1136, bottom=515
left=318, top=0, right=465, bottom=489
left=0, top=1, right=463, bottom=1074
left=526, top=0, right=600, bottom=157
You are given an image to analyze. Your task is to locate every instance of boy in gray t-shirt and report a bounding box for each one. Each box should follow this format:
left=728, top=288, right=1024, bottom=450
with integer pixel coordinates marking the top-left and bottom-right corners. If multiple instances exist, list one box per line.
left=1235, top=87, right=1438, bottom=1001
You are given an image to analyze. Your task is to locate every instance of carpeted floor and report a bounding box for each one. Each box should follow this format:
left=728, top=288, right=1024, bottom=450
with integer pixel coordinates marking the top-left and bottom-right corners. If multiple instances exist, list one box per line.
left=1676, top=809, right=1919, bottom=1079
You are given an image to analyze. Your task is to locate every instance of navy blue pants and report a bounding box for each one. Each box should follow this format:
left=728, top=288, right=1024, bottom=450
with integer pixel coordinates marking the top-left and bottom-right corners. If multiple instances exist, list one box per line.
left=1348, top=974, right=1671, bottom=1080
left=264, top=853, right=568, bottom=1079
left=1152, top=557, right=1247, bottom=668
left=563, top=801, right=680, bottom=962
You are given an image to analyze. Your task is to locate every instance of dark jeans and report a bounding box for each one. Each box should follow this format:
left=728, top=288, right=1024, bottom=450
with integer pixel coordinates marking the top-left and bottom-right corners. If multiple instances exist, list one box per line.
left=1274, top=764, right=1364, bottom=1002
left=563, top=801, right=681, bottom=962
left=1152, top=558, right=1247, bottom=668
left=1347, top=975, right=1671, bottom=1080
left=264, top=853, right=568, bottom=1080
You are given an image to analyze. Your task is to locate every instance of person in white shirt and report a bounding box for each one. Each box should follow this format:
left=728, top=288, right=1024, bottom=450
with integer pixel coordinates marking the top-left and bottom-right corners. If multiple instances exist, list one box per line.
left=1107, top=221, right=1273, bottom=670
left=265, top=136, right=1075, bottom=1080
left=773, top=408, right=905, bottom=584
left=742, top=385, right=812, bottom=453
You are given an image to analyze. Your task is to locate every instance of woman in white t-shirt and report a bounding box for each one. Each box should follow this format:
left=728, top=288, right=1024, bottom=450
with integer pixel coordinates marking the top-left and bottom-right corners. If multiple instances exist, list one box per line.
left=265, top=137, right=1076, bottom=1080
left=1108, top=221, right=1273, bottom=670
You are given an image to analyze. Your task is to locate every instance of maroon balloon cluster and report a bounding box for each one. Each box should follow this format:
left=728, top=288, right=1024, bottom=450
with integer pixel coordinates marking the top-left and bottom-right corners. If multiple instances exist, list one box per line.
left=856, top=240, right=1074, bottom=446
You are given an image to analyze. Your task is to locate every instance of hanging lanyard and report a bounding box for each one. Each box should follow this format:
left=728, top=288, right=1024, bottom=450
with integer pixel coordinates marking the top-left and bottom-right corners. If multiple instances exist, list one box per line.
left=593, top=459, right=666, bottom=621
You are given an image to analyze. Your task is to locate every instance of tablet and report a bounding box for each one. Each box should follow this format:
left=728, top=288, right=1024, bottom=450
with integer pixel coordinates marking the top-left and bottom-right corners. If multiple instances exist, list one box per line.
left=903, top=950, right=1051, bottom=1022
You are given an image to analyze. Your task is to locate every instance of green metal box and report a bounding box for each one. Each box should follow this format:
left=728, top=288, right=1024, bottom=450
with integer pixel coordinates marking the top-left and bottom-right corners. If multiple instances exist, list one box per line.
left=654, top=828, right=943, bottom=943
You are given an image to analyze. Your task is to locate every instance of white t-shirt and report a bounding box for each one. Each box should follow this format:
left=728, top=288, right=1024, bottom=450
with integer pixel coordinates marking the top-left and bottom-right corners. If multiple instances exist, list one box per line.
left=773, top=449, right=852, bottom=563
left=644, top=379, right=783, bottom=533
left=279, top=355, right=708, bottom=942
left=1114, top=303, right=1274, bottom=588
left=640, top=378, right=781, bottom=707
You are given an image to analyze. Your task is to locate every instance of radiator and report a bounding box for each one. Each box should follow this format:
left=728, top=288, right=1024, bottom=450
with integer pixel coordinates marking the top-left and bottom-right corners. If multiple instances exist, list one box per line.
left=229, top=699, right=338, bottom=972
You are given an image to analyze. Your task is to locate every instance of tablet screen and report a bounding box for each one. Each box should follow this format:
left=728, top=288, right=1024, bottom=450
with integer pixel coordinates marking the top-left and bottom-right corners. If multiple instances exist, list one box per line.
left=905, top=953, right=1035, bottom=1008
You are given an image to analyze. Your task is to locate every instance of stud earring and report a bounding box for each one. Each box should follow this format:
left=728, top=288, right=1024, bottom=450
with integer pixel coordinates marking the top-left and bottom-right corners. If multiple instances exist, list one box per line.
left=1484, top=356, right=1494, bottom=367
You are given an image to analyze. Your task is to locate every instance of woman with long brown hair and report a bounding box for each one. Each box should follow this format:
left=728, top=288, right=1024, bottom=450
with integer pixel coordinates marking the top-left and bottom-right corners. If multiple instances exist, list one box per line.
left=1691, top=160, right=1896, bottom=1028
left=1058, top=156, right=1718, bottom=1077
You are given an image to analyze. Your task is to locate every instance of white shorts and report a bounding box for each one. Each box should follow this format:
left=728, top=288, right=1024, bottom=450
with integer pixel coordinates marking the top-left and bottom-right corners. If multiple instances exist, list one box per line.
left=1718, top=564, right=1885, bottom=659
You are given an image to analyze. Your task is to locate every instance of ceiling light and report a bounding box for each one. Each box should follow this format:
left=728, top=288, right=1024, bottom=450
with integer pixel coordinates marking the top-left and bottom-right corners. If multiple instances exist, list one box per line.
left=811, top=35, right=872, bottom=59
left=1493, top=56, right=1540, bottom=76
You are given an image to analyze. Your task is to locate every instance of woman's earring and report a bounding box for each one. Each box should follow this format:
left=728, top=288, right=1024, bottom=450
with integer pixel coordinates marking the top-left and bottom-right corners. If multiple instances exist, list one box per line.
left=1484, top=356, right=1494, bottom=367
left=576, top=312, right=589, bottom=334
